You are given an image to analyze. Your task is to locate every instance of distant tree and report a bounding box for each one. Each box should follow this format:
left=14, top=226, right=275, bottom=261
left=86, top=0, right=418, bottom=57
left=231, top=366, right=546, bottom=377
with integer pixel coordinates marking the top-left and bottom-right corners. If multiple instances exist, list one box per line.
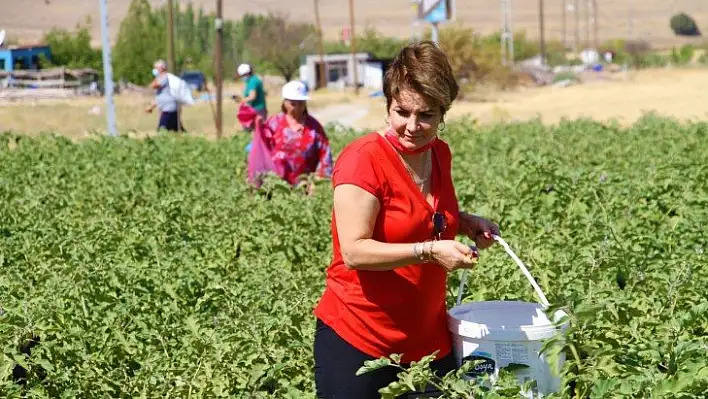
left=248, top=13, right=316, bottom=81
left=112, top=0, right=256, bottom=84
left=353, top=28, right=408, bottom=58
left=670, top=13, right=701, bottom=36
left=43, top=20, right=102, bottom=72
left=324, top=28, right=408, bottom=59
left=113, top=0, right=165, bottom=85
left=435, top=24, right=481, bottom=80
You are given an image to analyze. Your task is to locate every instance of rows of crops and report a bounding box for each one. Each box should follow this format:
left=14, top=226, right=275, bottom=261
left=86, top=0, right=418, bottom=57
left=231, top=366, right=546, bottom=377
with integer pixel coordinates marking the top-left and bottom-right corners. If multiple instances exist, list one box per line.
left=1, top=115, right=707, bottom=398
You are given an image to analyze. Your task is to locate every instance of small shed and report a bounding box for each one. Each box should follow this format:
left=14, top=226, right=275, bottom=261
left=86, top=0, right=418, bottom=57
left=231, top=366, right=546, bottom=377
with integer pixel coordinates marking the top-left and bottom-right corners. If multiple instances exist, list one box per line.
left=299, top=53, right=392, bottom=91
left=0, top=45, right=52, bottom=72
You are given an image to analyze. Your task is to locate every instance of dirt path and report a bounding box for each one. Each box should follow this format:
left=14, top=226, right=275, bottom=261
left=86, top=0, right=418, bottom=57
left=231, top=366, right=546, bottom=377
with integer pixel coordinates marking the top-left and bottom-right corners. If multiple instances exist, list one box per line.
left=310, top=103, right=371, bottom=129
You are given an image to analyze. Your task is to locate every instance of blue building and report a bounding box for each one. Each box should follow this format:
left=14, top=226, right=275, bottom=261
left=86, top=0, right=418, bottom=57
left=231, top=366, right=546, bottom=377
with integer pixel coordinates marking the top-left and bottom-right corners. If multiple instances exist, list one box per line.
left=0, top=45, right=52, bottom=72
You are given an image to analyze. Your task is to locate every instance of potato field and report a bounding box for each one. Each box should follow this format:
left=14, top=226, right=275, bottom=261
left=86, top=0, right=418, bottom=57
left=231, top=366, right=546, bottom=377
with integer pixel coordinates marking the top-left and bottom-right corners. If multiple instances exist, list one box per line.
left=0, top=115, right=706, bottom=398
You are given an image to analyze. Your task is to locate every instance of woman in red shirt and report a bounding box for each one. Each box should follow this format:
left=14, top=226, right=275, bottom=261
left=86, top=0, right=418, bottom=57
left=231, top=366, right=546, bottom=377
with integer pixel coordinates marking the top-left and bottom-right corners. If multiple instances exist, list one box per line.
left=312, top=41, right=500, bottom=398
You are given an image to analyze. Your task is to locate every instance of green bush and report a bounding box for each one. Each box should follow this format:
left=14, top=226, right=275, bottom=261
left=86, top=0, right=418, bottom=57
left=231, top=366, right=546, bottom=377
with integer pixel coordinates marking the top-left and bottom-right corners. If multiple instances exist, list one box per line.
left=698, top=52, right=708, bottom=65
left=42, top=21, right=103, bottom=74
left=638, top=53, right=669, bottom=68
left=670, top=13, right=701, bottom=36
left=670, top=44, right=695, bottom=66
left=324, top=28, right=408, bottom=59
left=601, top=39, right=631, bottom=65
left=552, top=71, right=577, bottom=83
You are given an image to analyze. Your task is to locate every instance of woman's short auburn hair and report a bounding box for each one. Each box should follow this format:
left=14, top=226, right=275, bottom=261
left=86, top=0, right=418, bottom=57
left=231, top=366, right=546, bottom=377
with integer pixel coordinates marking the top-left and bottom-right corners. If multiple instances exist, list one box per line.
left=383, top=41, right=459, bottom=120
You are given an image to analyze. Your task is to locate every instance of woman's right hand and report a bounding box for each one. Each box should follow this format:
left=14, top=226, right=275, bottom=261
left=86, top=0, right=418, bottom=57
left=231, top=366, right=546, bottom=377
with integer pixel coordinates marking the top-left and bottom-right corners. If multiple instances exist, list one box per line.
left=431, top=240, right=478, bottom=272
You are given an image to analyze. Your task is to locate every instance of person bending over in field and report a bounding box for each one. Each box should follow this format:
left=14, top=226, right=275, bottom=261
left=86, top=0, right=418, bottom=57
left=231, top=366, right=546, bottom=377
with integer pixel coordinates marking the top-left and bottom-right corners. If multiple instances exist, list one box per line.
left=247, top=80, right=332, bottom=193
left=312, top=41, right=500, bottom=398
left=236, top=63, right=268, bottom=119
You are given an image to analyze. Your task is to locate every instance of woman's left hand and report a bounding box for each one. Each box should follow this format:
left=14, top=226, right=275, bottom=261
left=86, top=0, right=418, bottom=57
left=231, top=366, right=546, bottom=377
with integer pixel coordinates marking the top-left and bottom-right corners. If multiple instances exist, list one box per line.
left=459, top=211, right=500, bottom=250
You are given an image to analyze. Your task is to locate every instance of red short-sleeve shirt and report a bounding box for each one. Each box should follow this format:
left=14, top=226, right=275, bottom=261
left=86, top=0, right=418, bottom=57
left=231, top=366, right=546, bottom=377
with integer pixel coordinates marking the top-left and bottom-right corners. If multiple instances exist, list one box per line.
left=313, top=132, right=460, bottom=363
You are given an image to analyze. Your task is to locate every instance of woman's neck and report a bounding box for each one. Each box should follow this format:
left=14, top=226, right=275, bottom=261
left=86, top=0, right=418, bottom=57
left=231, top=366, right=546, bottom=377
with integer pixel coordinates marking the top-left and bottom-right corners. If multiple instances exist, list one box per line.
left=400, top=150, right=428, bottom=166
left=286, top=112, right=305, bottom=124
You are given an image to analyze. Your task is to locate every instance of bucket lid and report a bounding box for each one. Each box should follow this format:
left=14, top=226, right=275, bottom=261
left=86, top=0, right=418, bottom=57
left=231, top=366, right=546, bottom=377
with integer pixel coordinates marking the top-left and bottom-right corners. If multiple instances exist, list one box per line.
left=448, top=301, right=567, bottom=341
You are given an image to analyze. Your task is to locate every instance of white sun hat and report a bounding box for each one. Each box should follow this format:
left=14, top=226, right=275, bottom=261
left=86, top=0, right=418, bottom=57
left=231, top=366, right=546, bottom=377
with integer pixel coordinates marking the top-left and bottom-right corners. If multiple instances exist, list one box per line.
left=282, top=80, right=310, bottom=101
left=236, top=63, right=252, bottom=76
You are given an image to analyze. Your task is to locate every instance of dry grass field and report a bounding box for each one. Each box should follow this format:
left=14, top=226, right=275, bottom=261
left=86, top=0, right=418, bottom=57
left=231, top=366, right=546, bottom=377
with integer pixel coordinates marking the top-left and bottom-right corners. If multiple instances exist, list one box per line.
left=0, top=81, right=362, bottom=138
left=2, top=0, right=708, bottom=49
left=3, top=68, right=708, bottom=139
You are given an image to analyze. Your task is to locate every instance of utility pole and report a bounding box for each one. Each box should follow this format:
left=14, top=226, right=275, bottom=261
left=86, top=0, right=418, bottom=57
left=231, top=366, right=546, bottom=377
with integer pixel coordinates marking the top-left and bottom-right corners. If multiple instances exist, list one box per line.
left=313, top=0, right=327, bottom=90
left=167, top=0, right=176, bottom=73
left=539, top=0, right=546, bottom=65
left=98, top=0, right=117, bottom=136
left=585, top=0, right=591, bottom=49
left=627, top=0, right=633, bottom=39
left=214, top=0, right=223, bottom=138
left=501, top=0, right=514, bottom=66
left=592, top=0, right=598, bottom=49
left=349, top=0, right=359, bottom=95
left=573, top=0, right=579, bottom=54
left=561, top=0, right=567, bottom=49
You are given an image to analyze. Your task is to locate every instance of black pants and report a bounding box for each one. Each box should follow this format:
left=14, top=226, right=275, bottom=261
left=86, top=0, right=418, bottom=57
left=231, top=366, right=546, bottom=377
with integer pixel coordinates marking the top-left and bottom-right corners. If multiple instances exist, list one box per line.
left=314, top=319, right=457, bottom=399
left=158, top=111, right=186, bottom=132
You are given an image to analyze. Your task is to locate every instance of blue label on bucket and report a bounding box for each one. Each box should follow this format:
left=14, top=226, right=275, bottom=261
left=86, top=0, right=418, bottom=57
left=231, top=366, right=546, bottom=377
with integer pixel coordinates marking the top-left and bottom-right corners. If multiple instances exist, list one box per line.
left=472, top=351, right=493, bottom=359
left=462, top=351, right=496, bottom=377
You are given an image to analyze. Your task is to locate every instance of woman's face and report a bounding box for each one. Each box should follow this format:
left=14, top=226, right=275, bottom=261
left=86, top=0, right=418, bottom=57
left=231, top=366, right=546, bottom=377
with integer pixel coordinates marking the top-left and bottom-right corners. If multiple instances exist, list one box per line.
left=387, top=89, right=441, bottom=151
left=283, top=99, right=306, bottom=117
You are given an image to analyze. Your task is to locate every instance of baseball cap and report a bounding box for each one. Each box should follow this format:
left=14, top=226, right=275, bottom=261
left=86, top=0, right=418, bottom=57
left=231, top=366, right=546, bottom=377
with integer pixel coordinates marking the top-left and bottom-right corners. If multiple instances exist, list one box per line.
left=282, top=80, right=310, bottom=101
left=236, top=63, right=251, bottom=76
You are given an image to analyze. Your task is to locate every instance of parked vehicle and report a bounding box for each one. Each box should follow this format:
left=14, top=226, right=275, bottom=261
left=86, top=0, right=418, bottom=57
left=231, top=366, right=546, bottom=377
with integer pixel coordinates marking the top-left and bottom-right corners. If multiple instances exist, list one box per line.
left=180, top=70, right=206, bottom=91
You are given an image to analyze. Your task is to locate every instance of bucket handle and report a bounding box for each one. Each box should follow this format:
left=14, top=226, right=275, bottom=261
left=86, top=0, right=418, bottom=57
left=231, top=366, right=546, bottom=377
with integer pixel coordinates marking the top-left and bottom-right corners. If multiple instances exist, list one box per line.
left=456, top=234, right=551, bottom=308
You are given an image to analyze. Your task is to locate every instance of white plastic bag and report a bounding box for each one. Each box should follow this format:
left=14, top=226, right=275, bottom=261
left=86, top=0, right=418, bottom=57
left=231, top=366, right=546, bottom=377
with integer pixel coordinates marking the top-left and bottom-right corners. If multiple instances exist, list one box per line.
left=166, top=73, right=195, bottom=106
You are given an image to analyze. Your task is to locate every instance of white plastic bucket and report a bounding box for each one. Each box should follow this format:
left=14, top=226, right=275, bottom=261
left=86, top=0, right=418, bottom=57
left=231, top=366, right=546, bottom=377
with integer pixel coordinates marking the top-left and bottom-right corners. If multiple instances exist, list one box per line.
left=447, top=235, right=567, bottom=397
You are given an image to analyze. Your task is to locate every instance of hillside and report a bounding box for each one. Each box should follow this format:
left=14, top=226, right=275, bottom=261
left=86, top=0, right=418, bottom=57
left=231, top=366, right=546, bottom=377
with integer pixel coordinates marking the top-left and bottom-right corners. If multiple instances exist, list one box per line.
left=2, top=0, right=708, bottom=49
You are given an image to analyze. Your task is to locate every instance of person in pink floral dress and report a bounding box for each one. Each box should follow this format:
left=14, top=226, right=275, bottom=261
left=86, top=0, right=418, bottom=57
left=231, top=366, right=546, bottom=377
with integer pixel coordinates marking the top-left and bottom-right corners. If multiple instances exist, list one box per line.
left=255, top=80, right=333, bottom=189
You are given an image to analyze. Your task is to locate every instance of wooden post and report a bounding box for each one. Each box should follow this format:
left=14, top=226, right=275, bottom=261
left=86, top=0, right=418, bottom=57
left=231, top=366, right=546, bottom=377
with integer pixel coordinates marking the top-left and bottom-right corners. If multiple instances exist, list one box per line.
left=585, top=0, right=591, bottom=49
left=539, top=0, right=546, bottom=65
left=573, top=0, right=579, bottom=54
left=314, top=0, right=327, bottom=90
left=593, top=0, right=599, bottom=50
left=561, top=0, right=567, bottom=49
left=215, top=0, right=223, bottom=138
left=349, top=0, right=359, bottom=95
left=167, top=0, right=176, bottom=73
